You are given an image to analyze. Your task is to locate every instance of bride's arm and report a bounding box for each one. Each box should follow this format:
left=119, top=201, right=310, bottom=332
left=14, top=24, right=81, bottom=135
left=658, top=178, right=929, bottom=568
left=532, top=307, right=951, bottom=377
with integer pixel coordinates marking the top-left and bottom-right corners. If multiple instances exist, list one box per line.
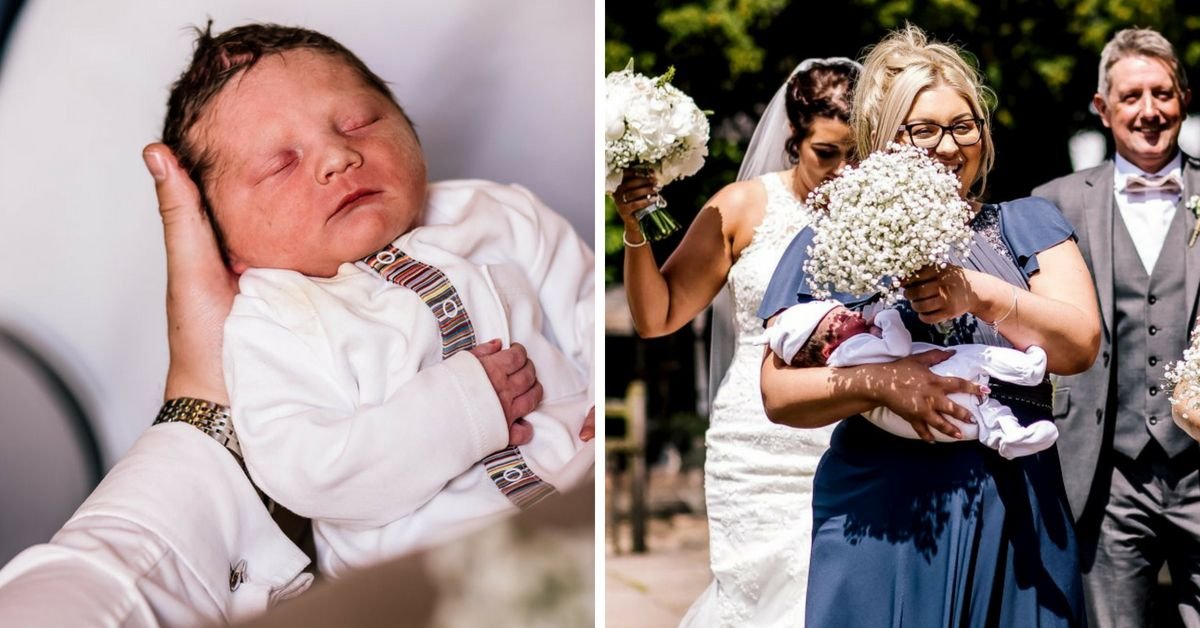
left=759, top=319, right=980, bottom=441
left=615, top=174, right=760, bottom=337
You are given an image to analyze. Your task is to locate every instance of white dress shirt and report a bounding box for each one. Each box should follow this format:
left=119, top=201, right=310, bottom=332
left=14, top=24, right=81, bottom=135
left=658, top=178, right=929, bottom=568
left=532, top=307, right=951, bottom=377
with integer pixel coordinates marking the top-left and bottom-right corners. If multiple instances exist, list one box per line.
left=1114, top=152, right=1183, bottom=274
left=0, top=424, right=312, bottom=627
left=224, top=180, right=595, bottom=576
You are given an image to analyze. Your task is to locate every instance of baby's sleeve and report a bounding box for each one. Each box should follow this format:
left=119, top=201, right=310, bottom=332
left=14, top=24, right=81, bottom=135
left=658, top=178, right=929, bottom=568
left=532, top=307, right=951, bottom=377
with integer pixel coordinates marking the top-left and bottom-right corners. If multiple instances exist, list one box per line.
left=224, top=276, right=510, bottom=527
left=488, top=184, right=595, bottom=398
left=977, top=344, right=1048, bottom=386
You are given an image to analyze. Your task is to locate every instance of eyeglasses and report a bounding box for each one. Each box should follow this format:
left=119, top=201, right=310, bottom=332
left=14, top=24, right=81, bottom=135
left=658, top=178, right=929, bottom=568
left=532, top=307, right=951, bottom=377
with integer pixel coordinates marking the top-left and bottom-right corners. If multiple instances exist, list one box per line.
left=897, top=118, right=985, bottom=149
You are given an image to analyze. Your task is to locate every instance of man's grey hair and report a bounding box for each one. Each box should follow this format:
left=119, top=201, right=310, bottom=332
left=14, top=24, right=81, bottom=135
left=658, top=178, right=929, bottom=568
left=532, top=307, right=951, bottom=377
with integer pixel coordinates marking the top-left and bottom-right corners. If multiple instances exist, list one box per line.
left=1098, top=27, right=1188, bottom=97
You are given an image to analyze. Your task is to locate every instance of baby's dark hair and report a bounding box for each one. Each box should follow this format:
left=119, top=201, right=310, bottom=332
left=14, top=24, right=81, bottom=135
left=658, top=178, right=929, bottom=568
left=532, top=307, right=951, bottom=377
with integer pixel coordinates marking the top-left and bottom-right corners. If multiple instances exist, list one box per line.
left=783, top=62, right=858, bottom=162
left=791, top=308, right=859, bottom=368
left=160, top=21, right=409, bottom=255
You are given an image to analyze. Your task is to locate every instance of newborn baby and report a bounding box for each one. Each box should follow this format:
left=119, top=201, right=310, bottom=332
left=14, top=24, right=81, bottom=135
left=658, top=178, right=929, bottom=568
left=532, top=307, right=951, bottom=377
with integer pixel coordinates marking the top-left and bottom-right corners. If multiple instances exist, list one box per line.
left=159, top=23, right=594, bottom=575
left=756, top=301, right=1058, bottom=459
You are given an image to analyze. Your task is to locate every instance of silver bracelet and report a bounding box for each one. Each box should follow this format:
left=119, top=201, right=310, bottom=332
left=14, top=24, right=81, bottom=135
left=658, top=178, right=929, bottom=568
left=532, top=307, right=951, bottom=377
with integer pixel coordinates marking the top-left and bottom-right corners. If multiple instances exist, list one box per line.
left=623, top=230, right=648, bottom=248
left=984, top=285, right=1018, bottom=330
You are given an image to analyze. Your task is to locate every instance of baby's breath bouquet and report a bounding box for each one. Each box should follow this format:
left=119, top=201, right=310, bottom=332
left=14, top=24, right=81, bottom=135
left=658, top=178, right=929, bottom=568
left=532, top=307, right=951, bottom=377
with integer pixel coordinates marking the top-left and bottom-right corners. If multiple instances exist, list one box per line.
left=1165, top=328, right=1200, bottom=406
left=803, top=143, right=973, bottom=303
left=605, top=60, right=710, bottom=241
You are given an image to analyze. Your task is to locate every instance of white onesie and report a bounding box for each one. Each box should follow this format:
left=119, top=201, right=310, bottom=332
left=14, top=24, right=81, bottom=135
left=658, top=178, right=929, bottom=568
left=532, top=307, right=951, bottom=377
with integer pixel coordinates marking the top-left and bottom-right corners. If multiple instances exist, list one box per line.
left=223, top=180, right=595, bottom=576
left=758, top=307, right=1058, bottom=459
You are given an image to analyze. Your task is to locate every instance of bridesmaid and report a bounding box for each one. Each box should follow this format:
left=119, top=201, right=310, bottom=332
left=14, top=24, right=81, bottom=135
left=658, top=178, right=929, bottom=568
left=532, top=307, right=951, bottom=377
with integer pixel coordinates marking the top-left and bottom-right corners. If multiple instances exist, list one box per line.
left=759, top=26, right=1099, bottom=626
left=613, top=59, right=858, bottom=625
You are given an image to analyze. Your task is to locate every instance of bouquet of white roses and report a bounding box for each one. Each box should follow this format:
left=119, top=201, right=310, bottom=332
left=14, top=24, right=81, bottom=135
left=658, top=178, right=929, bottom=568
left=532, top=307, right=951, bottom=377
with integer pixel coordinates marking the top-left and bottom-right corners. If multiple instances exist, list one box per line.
left=803, top=142, right=973, bottom=303
left=605, top=61, right=709, bottom=241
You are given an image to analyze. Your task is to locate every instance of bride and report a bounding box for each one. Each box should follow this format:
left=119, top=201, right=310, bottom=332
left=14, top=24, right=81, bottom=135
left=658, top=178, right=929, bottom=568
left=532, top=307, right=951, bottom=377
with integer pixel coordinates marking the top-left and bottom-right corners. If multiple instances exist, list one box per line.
left=612, top=57, right=859, bottom=626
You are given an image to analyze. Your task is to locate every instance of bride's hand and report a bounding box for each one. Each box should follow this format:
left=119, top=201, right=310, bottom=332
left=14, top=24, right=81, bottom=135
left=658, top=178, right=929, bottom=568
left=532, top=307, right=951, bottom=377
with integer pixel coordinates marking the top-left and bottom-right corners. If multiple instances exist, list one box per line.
left=868, top=349, right=980, bottom=442
left=612, top=169, right=658, bottom=232
left=902, top=264, right=980, bottom=324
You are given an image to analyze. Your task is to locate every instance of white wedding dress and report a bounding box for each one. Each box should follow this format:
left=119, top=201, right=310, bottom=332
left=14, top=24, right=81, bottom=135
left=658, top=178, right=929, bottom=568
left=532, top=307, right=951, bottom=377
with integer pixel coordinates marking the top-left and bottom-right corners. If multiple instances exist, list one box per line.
left=681, top=172, right=836, bottom=627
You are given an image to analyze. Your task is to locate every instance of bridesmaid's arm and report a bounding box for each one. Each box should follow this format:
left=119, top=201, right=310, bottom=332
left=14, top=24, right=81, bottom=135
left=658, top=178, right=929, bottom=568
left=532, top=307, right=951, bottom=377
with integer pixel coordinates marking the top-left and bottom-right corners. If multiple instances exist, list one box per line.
left=617, top=178, right=760, bottom=337
left=904, top=240, right=1100, bottom=375
left=759, top=320, right=980, bottom=441
left=996, top=240, right=1099, bottom=374
left=973, top=240, right=1099, bottom=374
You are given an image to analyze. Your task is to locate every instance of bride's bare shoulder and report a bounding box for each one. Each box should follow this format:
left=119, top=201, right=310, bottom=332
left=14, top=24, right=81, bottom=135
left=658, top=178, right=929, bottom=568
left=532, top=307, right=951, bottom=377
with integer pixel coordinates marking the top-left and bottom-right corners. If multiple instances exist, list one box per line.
left=706, top=177, right=770, bottom=239
left=711, top=177, right=768, bottom=210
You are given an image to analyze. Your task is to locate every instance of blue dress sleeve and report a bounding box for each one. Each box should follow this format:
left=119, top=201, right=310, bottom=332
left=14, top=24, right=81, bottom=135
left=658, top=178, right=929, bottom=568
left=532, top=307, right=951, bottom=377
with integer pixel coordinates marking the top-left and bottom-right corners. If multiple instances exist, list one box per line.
left=757, top=227, right=878, bottom=322
left=996, top=196, right=1077, bottom=279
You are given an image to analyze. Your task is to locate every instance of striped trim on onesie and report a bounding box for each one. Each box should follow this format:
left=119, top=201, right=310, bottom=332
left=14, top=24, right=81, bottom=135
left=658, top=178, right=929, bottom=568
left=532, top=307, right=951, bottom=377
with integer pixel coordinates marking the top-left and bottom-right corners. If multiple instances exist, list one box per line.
left=362, top=244, right=555, bottom=509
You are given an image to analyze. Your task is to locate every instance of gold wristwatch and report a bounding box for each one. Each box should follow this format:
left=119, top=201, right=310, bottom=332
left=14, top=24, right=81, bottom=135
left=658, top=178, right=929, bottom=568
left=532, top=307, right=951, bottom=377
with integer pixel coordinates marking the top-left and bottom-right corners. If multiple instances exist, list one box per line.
left=154, top=397, right=243, bottom=459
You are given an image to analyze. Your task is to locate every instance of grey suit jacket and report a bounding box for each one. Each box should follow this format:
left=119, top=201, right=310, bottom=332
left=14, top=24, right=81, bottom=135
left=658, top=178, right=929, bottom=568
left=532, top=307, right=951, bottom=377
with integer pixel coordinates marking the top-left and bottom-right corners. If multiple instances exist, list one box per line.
left=1032, top=154, right=1200, bottom=522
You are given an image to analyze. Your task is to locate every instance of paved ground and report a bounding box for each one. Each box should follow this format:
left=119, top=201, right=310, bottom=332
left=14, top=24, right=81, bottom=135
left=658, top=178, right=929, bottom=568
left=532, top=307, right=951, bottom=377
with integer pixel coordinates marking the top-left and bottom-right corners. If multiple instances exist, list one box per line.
left=605, top=512, right=711, bottom=628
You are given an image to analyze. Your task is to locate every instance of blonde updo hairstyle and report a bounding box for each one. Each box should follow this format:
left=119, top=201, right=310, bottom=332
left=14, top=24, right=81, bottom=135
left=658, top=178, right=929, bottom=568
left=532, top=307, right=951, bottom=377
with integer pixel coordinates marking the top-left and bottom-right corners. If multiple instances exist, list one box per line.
left=852, top=24, right=996, bottom=198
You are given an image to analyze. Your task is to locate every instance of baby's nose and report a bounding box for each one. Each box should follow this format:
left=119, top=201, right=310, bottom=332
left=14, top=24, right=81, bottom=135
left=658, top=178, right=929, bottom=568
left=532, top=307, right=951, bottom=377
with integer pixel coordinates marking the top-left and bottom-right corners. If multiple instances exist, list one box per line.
left=317, top=144, right=363, bottom=183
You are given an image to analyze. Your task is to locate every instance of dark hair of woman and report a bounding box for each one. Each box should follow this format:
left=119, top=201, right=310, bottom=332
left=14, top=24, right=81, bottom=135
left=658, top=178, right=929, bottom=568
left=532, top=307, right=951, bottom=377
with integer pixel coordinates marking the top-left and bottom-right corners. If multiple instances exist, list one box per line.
left=784, top=63, right=857, bottom=162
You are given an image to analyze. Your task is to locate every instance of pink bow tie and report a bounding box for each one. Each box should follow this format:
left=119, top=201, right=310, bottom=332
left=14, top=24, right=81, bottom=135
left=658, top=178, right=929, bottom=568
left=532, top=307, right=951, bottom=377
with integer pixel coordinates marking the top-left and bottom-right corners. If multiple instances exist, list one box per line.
left=1124, top=172, right=1182, bottom=194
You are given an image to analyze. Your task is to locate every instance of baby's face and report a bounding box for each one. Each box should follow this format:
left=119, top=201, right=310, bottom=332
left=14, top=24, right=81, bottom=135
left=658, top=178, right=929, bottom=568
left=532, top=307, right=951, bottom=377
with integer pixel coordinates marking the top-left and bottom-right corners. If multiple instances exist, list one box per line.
left=819, top=308, right=870, bottom=360
left=193, top=50, right=427, bottom=277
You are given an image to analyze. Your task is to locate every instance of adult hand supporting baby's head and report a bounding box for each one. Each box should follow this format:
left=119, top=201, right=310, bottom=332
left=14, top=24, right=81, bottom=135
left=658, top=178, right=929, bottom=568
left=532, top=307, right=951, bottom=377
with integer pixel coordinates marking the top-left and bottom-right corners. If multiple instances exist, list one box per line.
left=143, top=143, right=239, bottom=404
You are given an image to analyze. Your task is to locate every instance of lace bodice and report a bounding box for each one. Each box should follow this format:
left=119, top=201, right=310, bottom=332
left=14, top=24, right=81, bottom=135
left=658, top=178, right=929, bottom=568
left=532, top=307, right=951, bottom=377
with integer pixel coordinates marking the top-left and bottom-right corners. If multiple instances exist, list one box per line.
left=720, top=171, right=812, bottom=389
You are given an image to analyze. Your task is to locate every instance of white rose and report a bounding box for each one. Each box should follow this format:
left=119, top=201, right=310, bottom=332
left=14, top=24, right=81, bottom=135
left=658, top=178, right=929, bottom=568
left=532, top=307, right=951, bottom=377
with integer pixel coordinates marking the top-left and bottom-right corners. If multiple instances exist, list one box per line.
left=605, top=169, right=624, bottom=195
left=606, top=106, right=626, bottom=143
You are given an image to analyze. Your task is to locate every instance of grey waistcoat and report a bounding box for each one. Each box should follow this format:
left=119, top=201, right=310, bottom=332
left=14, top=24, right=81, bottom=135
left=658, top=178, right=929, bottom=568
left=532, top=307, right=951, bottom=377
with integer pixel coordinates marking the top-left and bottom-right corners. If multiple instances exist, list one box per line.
left=1111, top=204, right=1194, bottom=458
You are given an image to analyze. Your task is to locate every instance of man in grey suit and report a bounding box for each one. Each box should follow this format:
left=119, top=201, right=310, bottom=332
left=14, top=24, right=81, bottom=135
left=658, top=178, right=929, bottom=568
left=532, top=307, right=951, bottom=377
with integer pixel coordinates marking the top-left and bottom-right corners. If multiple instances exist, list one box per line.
left=1034, top=28, right=1200, bottom=627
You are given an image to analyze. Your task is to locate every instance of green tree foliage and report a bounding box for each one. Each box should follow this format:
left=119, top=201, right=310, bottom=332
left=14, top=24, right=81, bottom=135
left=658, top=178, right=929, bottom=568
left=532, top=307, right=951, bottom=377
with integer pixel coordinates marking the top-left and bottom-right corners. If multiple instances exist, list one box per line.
left=605, top=0, right=1200, bottom=286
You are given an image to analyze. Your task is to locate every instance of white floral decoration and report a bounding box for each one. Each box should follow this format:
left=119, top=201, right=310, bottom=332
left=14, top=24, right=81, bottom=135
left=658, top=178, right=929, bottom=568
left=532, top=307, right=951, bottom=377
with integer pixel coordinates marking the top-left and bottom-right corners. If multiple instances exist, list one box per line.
left=802, top=142, right=974, bottom=303
left=1187, top=195, right=1200, bottom=247
left=1165, top=326, right=1200, bottom=402
left=604, top=62, right=710, bottom=194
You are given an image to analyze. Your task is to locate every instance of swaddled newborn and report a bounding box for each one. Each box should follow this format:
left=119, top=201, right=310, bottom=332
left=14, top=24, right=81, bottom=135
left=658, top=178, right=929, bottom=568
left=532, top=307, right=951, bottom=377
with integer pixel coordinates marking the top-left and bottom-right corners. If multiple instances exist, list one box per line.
left=756, top=300, right=1057, bottom=459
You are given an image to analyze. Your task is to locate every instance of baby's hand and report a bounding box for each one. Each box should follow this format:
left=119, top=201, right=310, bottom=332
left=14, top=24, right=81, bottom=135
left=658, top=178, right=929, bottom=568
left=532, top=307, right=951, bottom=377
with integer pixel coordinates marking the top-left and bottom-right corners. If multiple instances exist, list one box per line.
left=579, top=406, right=595, bottom=441
left=469, top=339, right=542, bottom=446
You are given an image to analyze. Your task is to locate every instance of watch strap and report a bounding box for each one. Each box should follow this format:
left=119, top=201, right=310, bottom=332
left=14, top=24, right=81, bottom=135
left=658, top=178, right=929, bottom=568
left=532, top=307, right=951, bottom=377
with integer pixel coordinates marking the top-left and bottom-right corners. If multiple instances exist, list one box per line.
left=154, top=397, right=243, bottom=459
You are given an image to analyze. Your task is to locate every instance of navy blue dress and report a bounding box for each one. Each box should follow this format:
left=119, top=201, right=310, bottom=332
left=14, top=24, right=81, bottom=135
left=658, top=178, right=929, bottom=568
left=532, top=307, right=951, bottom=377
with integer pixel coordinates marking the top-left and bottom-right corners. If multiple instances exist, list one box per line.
left=759, top=198, right=1087, bottom=627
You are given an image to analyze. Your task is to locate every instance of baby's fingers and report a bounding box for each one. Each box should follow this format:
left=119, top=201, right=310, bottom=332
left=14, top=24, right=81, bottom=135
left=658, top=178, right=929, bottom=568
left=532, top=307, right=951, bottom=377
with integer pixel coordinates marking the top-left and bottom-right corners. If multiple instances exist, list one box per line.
left=509, top=362, right=538, bottom=395
left=468, top=338, right=503, bottom=359
left=511, top=382, right=544, bottom=419
left=508, top=418, right=534, bottom=446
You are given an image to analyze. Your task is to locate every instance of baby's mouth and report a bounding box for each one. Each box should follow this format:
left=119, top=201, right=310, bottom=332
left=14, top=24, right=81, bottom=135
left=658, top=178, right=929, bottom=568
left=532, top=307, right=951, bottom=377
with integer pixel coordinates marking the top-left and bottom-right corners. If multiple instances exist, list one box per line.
left=333, top=189, right=382, bottom=217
